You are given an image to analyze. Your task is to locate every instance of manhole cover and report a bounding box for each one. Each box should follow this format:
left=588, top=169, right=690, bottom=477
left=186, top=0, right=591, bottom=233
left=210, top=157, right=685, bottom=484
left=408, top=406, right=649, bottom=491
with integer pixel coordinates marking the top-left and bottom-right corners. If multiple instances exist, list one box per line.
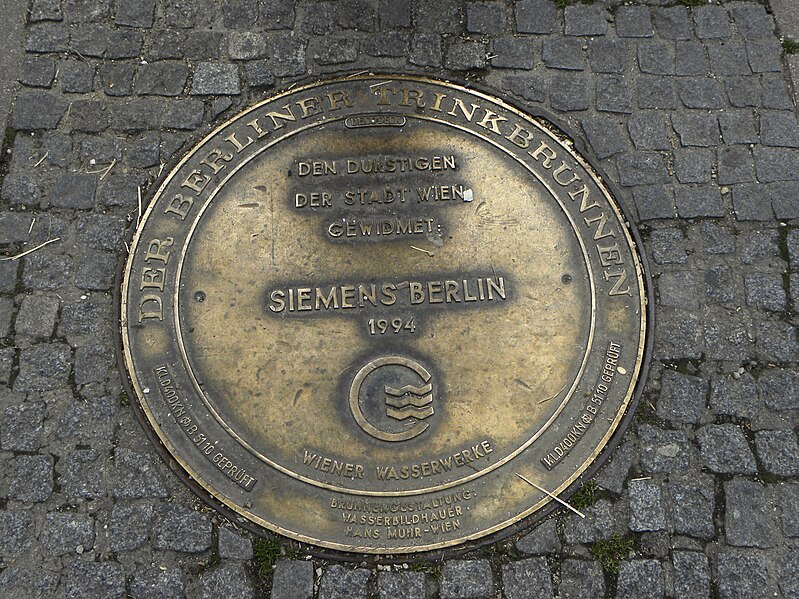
left=119, top=74, right=650, bottom=555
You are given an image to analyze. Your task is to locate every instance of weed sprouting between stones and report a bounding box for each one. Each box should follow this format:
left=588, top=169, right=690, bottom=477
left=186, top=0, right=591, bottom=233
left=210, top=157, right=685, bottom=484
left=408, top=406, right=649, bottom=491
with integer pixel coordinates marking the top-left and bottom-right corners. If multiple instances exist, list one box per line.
left=569, top=480, right=598, bottom=511
left=252, top=535, right=283, bottom=580
left=589, top=534, right=635, bottom=575
left=783, top=38, right=799, bottom=55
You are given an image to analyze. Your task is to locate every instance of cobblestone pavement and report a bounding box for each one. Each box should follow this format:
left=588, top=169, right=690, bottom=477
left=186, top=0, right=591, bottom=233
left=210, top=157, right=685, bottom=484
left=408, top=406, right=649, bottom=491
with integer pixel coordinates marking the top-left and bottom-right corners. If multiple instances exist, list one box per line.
left=0, top=0, right=797, bottom=597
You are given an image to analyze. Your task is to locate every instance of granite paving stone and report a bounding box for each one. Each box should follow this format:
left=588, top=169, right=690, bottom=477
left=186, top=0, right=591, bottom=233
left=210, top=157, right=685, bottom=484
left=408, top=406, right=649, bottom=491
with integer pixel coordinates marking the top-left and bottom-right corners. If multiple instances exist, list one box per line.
left=628, top=479, right=666, bottom=532
left=198, top=563, right=254, bottom=599
left=731, top=183, right=773, bottom=221
left=725, top=479, right=776, bottom=548
left=60, top=448, right=108, bottom=500
left=440, top=560, right=493, bottom=599
left=152, top=504, right=213, bottom=553
left=219, top=526, right=254, bottom=560
left=616, top=6, right=653, bottom=38
left=697, top=424, right=757, bottom=474
left=108, top=501, right=154, bottom=552
left=222, top=0, right=258, bottom=29
left=130, top=566, right=186, bottom=599
left=1, top=401, right=46, bottom=451
left=377, top=571, right=425, bottom=599
left=617, top=559, right=663, bottom=598
left=66, top=562, right=126, bottom=599
left=0, top=567, right=60, bottom=599
left=7, top=454, right=54, bottom=502
left=673, top=551, right=711, bottom=598
left=778, top=483, right=799, bottom=537
left=558, top=559, right=605, bottom=599
left=716, top=552, right=771, bottom=599
left=515, top=0, right=557, bottom=35
left=588, top=38, right=626, bottom=74
left=515, top=518, right=560, bottom=555
left=657, top=370, right=707, bottom=424
left=272, top=559, right=314, bottom=599
left=466, top=1, right=506, bottom=35
left=709, top=372, right=759, bottom=419
left=755, top=430, right=799, bottom=477
left=502, top=558, right=552, bottom=599
left=667, top=476, right=716, bottom=539
left=41, top=512, right=95, bottom=556
left=318, top=565, right=371, bottom=599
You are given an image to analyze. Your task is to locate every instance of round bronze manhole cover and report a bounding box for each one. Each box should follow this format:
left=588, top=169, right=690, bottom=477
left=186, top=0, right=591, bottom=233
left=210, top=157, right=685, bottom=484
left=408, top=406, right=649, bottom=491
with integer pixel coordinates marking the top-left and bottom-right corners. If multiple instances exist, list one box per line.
left=120, top=74, right=650, bottom=555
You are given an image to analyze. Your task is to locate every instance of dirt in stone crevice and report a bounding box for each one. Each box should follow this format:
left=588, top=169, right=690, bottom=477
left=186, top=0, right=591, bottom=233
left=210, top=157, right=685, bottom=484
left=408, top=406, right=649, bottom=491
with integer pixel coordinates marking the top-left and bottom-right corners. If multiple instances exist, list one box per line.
left=0, top=127, right=17, bottom=184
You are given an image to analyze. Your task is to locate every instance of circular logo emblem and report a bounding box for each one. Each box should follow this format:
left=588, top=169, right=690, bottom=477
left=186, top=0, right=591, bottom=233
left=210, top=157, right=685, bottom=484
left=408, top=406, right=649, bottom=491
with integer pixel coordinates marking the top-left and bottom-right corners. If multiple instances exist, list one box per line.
left=349, top=356, right=435, bottom=442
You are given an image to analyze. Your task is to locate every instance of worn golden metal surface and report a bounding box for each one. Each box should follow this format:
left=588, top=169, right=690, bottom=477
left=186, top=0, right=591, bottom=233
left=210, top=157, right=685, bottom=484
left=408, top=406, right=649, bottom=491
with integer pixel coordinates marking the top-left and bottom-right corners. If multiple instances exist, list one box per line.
left=120, top=75, right=649, bottom=555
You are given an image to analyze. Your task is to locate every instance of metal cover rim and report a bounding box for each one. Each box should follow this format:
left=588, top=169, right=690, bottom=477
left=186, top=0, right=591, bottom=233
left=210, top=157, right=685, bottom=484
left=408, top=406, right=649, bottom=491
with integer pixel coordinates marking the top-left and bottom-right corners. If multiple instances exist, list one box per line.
left=118, top=73, right=653, bottom=556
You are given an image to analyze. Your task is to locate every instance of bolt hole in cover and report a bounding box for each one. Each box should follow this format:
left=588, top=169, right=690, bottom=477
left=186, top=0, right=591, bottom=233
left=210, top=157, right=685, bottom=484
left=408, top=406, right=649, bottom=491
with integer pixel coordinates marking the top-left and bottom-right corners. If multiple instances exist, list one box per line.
left=119, top=74, right=651, bottom=556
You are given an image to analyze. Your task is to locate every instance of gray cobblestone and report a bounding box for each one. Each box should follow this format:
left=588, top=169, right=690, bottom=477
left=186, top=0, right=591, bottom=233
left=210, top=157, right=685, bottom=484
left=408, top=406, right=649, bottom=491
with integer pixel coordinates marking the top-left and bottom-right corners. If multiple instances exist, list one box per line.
left=657, top=370, right=707, bottom=424
left=725, top=479, right=776, bottom=548
left=318, top=565, right=371, bottom=599
left=0, top=566, right=60, bottom=599
left=694, top=5, right=732, bottom=39
left=542, top=38, right=585, bottom=71
left=778, top=483, right=799, bottom=537
left=440, top=560, right=493, bottom=599
left=219, top=526, right=254, bottom=560
left=617, top=559, right=663, bottom=599
left=667, top=475, right=715, bottom=539
left=718, top=145, right=755, bottom=184
left=616, top=6, right=653, bottom=38
left=697, top=424, right=757, bottom=474
left=558, top=559, right=604, bottom=599
left=272, top=559, right=314, bottom=599
left=41, top=512, right=95, bottom=556
left=109, top=501, right=154, bottom=552
left=467, top=1, right=506, bottom=34
left=755, top=430, right=799, bottom=477
left=771, top=180, right=799, bottom=219
left=562, top=499, right=622, bottom=544
left=198, top=563, right=254, bottom=599
left=7, top=454, right=54, bottom=502
left=564, top=4, right=607, bottom=37
left=15, top=342, right=71, bottom=392
left=710, top=372, right=758, bottom=419
left=672, top=113, right=719, bottom=147
left=676, top=40, right=708, bottom=76
left=716, top=552, right=770, bottom=599
left=489, top=37, right=535, bottom=70
left=112, top=447, right=168, bottom=499
left=502, top=558, right=552, bottom=599
left=152, top=504, right=212, bottom=553
left=634, top=185, right=676, bottom=220
left=588, top=38, right=626, bottom=74
left=191, top=62, right=240, bottom=95
left=673, top=551, right=710, bottom=598
left=61, top=448, right=108, bottom=500
left=409, top=33, right=443, bottom=67
left=1, top=401, right=46, bottom=451
left=0, top=511, right=34, bottom=558
left=516, top=0, right=557, bottom=35
left=628, top=479, right=666, bottom=532
left=66, top=562, right=126, bottom=599
left=709, top=42, right=750, bottom=76
left=131, top=566, right=185, bottom=599
left=377, top=571, right=425, bottom=599
left=637, top=76, right=676, bottom=110
left=516, top=518, right=560, bottom=555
